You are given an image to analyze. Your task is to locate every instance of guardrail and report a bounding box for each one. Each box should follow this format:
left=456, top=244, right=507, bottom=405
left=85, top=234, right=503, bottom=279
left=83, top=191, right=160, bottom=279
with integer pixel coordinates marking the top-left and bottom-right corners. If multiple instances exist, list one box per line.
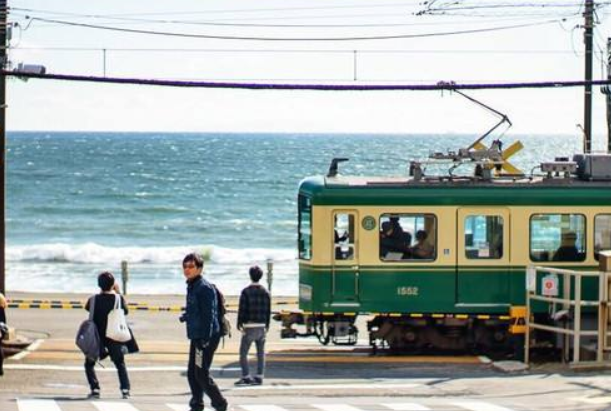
left=525, top=264, right=611, bottom=368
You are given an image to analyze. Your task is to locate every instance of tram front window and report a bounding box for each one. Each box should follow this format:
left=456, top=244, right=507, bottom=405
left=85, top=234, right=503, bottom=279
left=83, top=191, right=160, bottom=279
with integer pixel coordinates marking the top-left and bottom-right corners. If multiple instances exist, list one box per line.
left=595, top=214, right=611, bottom=260
left=464, top=215, right=504, bottom=259
left=334, top=213, right=354, bottom=260
left=298, top=195, right=312, bottom=260
left=530, top=214, right=586, bottom=262
left=379, top=214, right=436, bottom=261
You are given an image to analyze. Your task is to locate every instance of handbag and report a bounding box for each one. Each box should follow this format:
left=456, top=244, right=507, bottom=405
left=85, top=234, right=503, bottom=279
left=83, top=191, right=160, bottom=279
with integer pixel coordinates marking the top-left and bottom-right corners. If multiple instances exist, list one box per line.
left=106, top=294, right=131, bottom=343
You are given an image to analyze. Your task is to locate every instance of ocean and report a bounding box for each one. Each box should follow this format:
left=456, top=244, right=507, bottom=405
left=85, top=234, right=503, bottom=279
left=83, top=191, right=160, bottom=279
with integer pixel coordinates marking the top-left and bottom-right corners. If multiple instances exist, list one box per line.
left=6, top=131, right=587, bottom=295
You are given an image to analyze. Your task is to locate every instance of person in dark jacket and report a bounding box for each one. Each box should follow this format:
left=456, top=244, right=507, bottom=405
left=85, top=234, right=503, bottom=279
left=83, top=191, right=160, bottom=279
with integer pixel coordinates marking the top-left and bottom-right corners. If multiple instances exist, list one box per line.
left=181, top=252, right=229, bottom=411
left=234, top=266, right=271, bottom=386
left=0, top=291, right=6, bottom=376
left=84, top=271, right=131, bottom=399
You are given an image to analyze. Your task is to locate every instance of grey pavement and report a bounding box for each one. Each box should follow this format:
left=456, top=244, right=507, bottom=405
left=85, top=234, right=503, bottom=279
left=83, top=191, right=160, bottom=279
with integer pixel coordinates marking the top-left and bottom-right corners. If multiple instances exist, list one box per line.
left=1, top=292, right=611, bottom=411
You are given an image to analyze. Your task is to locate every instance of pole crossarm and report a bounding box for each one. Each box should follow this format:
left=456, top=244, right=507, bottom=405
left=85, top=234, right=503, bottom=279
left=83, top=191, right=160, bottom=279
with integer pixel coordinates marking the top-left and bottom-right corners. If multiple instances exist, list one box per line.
left=5, top=71, right=611, bottom=91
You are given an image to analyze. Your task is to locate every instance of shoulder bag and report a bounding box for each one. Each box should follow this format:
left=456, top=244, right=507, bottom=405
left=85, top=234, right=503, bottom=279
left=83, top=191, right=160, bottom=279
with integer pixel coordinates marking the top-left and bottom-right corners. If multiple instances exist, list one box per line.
left=106, top=294, right=131, bottom=343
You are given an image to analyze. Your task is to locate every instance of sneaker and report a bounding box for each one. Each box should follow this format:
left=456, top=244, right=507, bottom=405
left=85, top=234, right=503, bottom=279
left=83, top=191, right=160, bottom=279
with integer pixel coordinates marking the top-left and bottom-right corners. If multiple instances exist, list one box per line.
left=252, top=377, right=263, bottom=385
left=234, top=376, right=254, bottom=386
left=121, top=389, right=130, bottom=399
left=87, top=389, right=100, bottom=399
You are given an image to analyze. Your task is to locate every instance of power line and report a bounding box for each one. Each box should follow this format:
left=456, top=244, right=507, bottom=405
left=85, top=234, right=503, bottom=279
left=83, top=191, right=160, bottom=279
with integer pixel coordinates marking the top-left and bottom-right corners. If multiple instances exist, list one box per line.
left=11, top=2, right=427, bottom=18
left=9, top=8, right=575, bottom=28
left=22, top=16, right=566, bottom=42
left=8, top=46, right=580, bottom=54
left=5, top=70, right=611, bottom=91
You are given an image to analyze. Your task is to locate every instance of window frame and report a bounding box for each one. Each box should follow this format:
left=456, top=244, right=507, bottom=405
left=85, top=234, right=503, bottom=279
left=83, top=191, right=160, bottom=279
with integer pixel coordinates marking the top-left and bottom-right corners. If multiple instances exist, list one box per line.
left=529, top=213, right=587, bottom=263
left=297, top=195, right=312, bottom=260
left=378, top=213, right=438, bottom=263
left=594, top=213, right=611, bottom=261
left=463, top=214, right=505, bottom=260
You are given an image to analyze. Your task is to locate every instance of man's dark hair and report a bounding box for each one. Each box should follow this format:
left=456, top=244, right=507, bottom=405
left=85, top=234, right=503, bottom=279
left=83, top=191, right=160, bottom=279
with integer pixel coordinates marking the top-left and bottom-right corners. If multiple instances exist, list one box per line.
left=416, top=230, right=428, bottom=241
left=249, top=265, right=263, bottom=283
left=98, top=271, right=115, bottom=291
left=183, top=252, right=204, bottom=268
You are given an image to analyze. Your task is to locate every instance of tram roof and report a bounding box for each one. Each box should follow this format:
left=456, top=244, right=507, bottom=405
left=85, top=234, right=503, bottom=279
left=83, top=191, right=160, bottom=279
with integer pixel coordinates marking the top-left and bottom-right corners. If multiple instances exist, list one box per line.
left=299, top=175, right=611, bottom=207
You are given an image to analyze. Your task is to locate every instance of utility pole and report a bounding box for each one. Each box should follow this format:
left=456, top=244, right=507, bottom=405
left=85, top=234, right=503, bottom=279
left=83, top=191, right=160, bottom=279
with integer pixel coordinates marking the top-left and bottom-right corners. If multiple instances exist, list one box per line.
left=0, top=0, right=7, bottom=295
left=583, top=0, right=594, bottom=154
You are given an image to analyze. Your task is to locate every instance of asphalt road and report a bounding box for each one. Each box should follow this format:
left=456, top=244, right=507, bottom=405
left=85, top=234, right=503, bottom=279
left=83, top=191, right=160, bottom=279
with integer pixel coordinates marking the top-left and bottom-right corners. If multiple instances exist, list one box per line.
left=1, top=292, right=611, bottom=411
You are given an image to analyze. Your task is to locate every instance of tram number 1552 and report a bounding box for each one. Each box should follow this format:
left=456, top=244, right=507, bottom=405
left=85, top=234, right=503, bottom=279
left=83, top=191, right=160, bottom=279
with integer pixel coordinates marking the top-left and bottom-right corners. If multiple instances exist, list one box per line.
left=397, top=286, right=419, bottom=297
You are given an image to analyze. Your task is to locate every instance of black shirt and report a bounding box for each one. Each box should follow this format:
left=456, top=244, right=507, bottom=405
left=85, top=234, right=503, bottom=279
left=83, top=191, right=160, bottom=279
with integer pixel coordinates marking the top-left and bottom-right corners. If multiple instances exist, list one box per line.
left=85, top=293, right=128, bottom=341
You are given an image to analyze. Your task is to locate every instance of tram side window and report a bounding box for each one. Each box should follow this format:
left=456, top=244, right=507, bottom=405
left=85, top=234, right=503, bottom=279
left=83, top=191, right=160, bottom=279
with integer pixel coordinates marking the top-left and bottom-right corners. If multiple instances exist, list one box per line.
left=530, top=214, right=586, bottom=262
left=379, top=214, right=436, bottom=261
left=298, top=196, right=312, bottom=260
left=334, top=213, right=355, bottom=260
left=464, top=215, right=504, bottom=259
left=594, top=214, right=611, bottom=260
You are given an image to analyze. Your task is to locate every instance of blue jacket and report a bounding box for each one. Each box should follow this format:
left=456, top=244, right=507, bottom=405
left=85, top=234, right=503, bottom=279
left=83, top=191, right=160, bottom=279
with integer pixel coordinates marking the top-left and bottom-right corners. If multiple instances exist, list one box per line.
left=185, top=275, right=219, bottom=342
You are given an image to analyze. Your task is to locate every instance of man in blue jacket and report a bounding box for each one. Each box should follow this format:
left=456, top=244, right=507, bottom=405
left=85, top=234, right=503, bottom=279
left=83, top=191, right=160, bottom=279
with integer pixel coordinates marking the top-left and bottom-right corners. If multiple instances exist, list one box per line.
left=181, top=253, right=229, bottom=411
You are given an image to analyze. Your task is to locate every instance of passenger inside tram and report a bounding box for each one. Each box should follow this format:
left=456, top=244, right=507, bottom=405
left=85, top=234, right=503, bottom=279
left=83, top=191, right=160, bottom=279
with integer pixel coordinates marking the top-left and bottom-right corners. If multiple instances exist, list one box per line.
left=411, top=230, right=434, bottom=259
left=380, top=221, right=411, bottom=259
left=553, top=231, right=581, bottom=261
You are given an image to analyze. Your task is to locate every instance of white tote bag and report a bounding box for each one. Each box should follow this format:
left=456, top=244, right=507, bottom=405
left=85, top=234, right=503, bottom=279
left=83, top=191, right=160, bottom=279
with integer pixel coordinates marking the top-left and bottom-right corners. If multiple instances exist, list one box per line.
left=106, top=294, right=131, bottom=342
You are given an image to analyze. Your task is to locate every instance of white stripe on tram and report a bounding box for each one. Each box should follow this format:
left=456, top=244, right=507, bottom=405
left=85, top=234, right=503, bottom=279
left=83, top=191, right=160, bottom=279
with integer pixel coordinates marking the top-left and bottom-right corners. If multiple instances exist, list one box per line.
left=452, top=401, right=516, bottom=411
left=17, top=399, right=62, bottom=411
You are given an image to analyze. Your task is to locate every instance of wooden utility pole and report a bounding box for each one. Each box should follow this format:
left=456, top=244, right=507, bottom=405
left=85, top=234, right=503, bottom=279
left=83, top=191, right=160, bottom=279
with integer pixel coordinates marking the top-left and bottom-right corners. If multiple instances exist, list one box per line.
left=584, top=0, right=594, bottom=154
left=0, top=0, right=7, bottom=295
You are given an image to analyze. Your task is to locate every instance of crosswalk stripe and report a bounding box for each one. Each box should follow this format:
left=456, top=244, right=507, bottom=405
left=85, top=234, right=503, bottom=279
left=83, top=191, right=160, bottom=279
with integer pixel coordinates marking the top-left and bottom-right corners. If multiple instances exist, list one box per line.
left=166, top=404, right=189, bottom=411
left=240, top=405, right=290, bottom=411
left=92, top=401, right=141, bottom=411
left=17, top=399, right=62, bottom=411
left=452, top=401, right=516, bottom=411
left=313, top=405, right=371, bottom=411
left=382, top=403, right=432, bottom=410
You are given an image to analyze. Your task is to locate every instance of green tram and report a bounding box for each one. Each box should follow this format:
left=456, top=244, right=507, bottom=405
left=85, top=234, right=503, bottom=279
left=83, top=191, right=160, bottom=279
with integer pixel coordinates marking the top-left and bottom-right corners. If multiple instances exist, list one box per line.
left=277, top=153, right=611, bottom=354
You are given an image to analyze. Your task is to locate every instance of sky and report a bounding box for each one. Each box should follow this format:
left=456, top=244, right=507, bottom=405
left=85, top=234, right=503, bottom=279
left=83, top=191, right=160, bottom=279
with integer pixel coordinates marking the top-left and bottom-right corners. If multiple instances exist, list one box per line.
left=6, top=0, right=611, bottom=141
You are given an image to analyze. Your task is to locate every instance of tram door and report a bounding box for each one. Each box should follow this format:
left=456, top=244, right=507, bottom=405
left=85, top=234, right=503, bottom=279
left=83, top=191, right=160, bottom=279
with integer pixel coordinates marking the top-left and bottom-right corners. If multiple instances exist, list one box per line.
left=456, top=208, right=511, bottom=306
left=331, top=211, right=360, bottom=306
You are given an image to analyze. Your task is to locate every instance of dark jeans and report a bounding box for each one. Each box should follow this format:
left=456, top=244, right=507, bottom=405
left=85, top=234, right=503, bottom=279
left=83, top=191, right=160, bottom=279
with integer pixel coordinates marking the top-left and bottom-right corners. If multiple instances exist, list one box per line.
left=85, top=341, right=130, bottom=391
left=0, top=340, right=4, bottom=375
left=239, top=327, right=266, bottom=378
left=187, top=336, right=226, bottom=411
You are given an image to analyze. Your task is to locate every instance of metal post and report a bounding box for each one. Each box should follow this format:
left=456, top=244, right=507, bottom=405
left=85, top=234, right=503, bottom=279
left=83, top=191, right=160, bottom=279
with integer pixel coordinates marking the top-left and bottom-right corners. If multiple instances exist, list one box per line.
left=563, top=271, right=571, bottom=362
left=525, top=286, right=531, bottom=365
left=103, top=48, right=107, bottom=77
left=573, top=273, right=582, bottom=364
left=0, top=0, right=7, bottom=295
left=266, top=258, right=273, bottom=294
left=583, top=0, right=594, bottom=154
left=597, top=269, right=605, bottom=362
left=607, top=38, right=611, bottom=153
left=121, top=260, right=129, bottom=295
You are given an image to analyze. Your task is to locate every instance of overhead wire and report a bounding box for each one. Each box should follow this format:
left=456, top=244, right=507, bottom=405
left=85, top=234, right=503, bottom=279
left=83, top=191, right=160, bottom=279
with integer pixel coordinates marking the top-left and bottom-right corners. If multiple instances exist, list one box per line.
left=11, top=2, right=428, bottom=18
left=20, top=16, right=570, bottom=42
left=8, top=7, right=576, bottom=28
left=6, top=71, right=611, bottom=91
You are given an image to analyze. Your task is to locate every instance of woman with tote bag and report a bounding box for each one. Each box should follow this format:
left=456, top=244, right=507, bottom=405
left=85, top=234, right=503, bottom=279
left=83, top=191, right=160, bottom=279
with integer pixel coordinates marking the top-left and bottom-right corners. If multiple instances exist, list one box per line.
left=83, top=271, right=133, bottom=399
